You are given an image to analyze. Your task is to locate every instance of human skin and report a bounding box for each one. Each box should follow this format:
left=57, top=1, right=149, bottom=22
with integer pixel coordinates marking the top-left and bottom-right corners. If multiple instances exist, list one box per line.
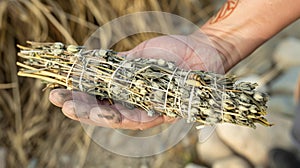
left=49, top=0, right=300, bottom=130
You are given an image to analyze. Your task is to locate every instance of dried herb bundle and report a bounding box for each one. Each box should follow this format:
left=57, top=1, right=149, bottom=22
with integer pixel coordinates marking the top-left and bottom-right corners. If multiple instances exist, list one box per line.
left=17, top=41, right=272, bottom=128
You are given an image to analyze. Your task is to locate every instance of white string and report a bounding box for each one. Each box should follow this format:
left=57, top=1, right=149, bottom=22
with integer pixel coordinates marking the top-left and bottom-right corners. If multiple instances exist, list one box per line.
left=221, top=85, right=225, bottom=123
left=128, top=64, right=141, bottom=90
left=177, top=95, right=184, bottom=118
left=181, top=69, right=193, bottom=121
left=187, top=85, right=195, bottom=123
left=213, top=75, right=222, bottom=98
left=66, top=59, right=78, bottom=89
left=173, top=80, right=183, bottom=117
left=107, top=60, right=127, bottom=98
left=212, top=75, right=226, bottom=124
left=163, top=67, right=178, bottom=110
left=171, top=69, right=193, bottom=121
left=66, top=49, right=85, bottom=89
left=183, top=69, right=192, bottom=85
left=78, top=58, right=91, bottom=91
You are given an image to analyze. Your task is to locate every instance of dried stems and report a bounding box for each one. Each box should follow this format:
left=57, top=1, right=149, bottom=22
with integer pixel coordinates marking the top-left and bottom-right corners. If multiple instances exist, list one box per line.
left=17, top=41, right=272, bottom=128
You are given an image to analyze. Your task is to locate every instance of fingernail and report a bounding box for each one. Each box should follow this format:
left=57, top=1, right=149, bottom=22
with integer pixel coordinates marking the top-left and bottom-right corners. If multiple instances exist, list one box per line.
left=62, top=101, right=78, bottom=120
left=49, top=89, right=72, bottom=107
left=62, top=101, right=90, bottom=120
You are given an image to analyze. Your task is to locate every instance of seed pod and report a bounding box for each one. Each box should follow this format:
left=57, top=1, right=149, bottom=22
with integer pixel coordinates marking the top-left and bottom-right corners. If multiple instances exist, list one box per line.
left=157, top=59, right=166, bottom=66
left=238, top=105, right=248, bottom=111
left=53, top=49, right=63, bottom=55
left=52, top=42, right=64, bottom=49
left=67, top=45, right=80, bottom=53
left=253, top=92, right=264, bottom=101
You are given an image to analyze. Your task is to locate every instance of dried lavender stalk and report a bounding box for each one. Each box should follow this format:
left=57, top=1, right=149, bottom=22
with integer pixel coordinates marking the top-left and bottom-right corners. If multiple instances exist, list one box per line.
left=17, top=41, right=272, bottom=128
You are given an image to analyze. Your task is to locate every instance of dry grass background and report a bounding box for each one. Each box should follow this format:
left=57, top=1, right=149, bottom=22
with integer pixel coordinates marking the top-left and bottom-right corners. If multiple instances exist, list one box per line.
left=0, top=0, right=218, bottom=167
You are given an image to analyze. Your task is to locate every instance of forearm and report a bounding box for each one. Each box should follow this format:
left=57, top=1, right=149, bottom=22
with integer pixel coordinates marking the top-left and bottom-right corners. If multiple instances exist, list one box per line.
left=199, top=0, right=300, bottom=71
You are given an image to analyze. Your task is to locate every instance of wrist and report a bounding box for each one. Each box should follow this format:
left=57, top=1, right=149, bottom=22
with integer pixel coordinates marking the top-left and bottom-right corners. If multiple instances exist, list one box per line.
left=185, top=32, right=229, bottom=73
left=197, top=0, right=300, bottom=72
left=191, top=28, right=243, bottom=72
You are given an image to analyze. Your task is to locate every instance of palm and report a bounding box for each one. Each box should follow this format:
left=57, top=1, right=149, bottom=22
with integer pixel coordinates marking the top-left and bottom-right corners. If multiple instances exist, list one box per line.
left=49, top=34, right=223, bottom=130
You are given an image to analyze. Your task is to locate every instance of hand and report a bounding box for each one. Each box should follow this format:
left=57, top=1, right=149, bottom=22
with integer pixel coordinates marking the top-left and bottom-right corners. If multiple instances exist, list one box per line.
left=49, top=34, right=224, bottom=130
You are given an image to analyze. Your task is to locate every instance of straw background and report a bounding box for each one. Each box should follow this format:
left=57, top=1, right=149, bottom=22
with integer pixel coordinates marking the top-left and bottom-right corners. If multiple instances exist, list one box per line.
left=0, top=0, right=220, bottom=167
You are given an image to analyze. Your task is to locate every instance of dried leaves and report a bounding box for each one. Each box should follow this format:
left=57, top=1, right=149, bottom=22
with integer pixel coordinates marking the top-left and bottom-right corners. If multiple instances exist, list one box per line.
left=17, top=42, right=272, bottom=128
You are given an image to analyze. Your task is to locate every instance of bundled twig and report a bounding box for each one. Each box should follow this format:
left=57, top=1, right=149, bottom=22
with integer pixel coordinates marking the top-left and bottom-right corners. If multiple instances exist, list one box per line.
left=17, top=41, right=272, bottom=128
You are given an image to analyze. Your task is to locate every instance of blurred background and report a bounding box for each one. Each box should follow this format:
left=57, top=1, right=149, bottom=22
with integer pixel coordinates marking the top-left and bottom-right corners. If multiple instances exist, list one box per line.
left=1, top=0, right=300, bottom=167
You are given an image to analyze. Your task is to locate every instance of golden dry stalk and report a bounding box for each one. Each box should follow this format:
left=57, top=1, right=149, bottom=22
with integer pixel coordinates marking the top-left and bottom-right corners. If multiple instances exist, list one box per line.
left=17, top=41, right=272, bottom=128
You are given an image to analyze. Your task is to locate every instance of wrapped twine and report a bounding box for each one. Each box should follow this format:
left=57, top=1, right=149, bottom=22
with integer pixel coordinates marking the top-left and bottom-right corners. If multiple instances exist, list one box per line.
left=17, top=41, right=272, bottom=128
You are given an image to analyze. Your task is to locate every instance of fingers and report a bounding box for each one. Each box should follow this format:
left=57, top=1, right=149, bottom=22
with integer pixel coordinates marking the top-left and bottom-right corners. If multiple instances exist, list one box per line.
left=62, top=100, right=122, bottom=127
left=49, top=89, right=108, bottom=107
left=49, top=88, right=176, bottom=129
left=62, top=100, right=90, bottom=120
left=101, top=104, right=165, bottom=130
left=61, top=99, right=174, bottom=130
left=90, top=106, right=175, bottom=130
left=89, top=106, right=122, bottom=128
